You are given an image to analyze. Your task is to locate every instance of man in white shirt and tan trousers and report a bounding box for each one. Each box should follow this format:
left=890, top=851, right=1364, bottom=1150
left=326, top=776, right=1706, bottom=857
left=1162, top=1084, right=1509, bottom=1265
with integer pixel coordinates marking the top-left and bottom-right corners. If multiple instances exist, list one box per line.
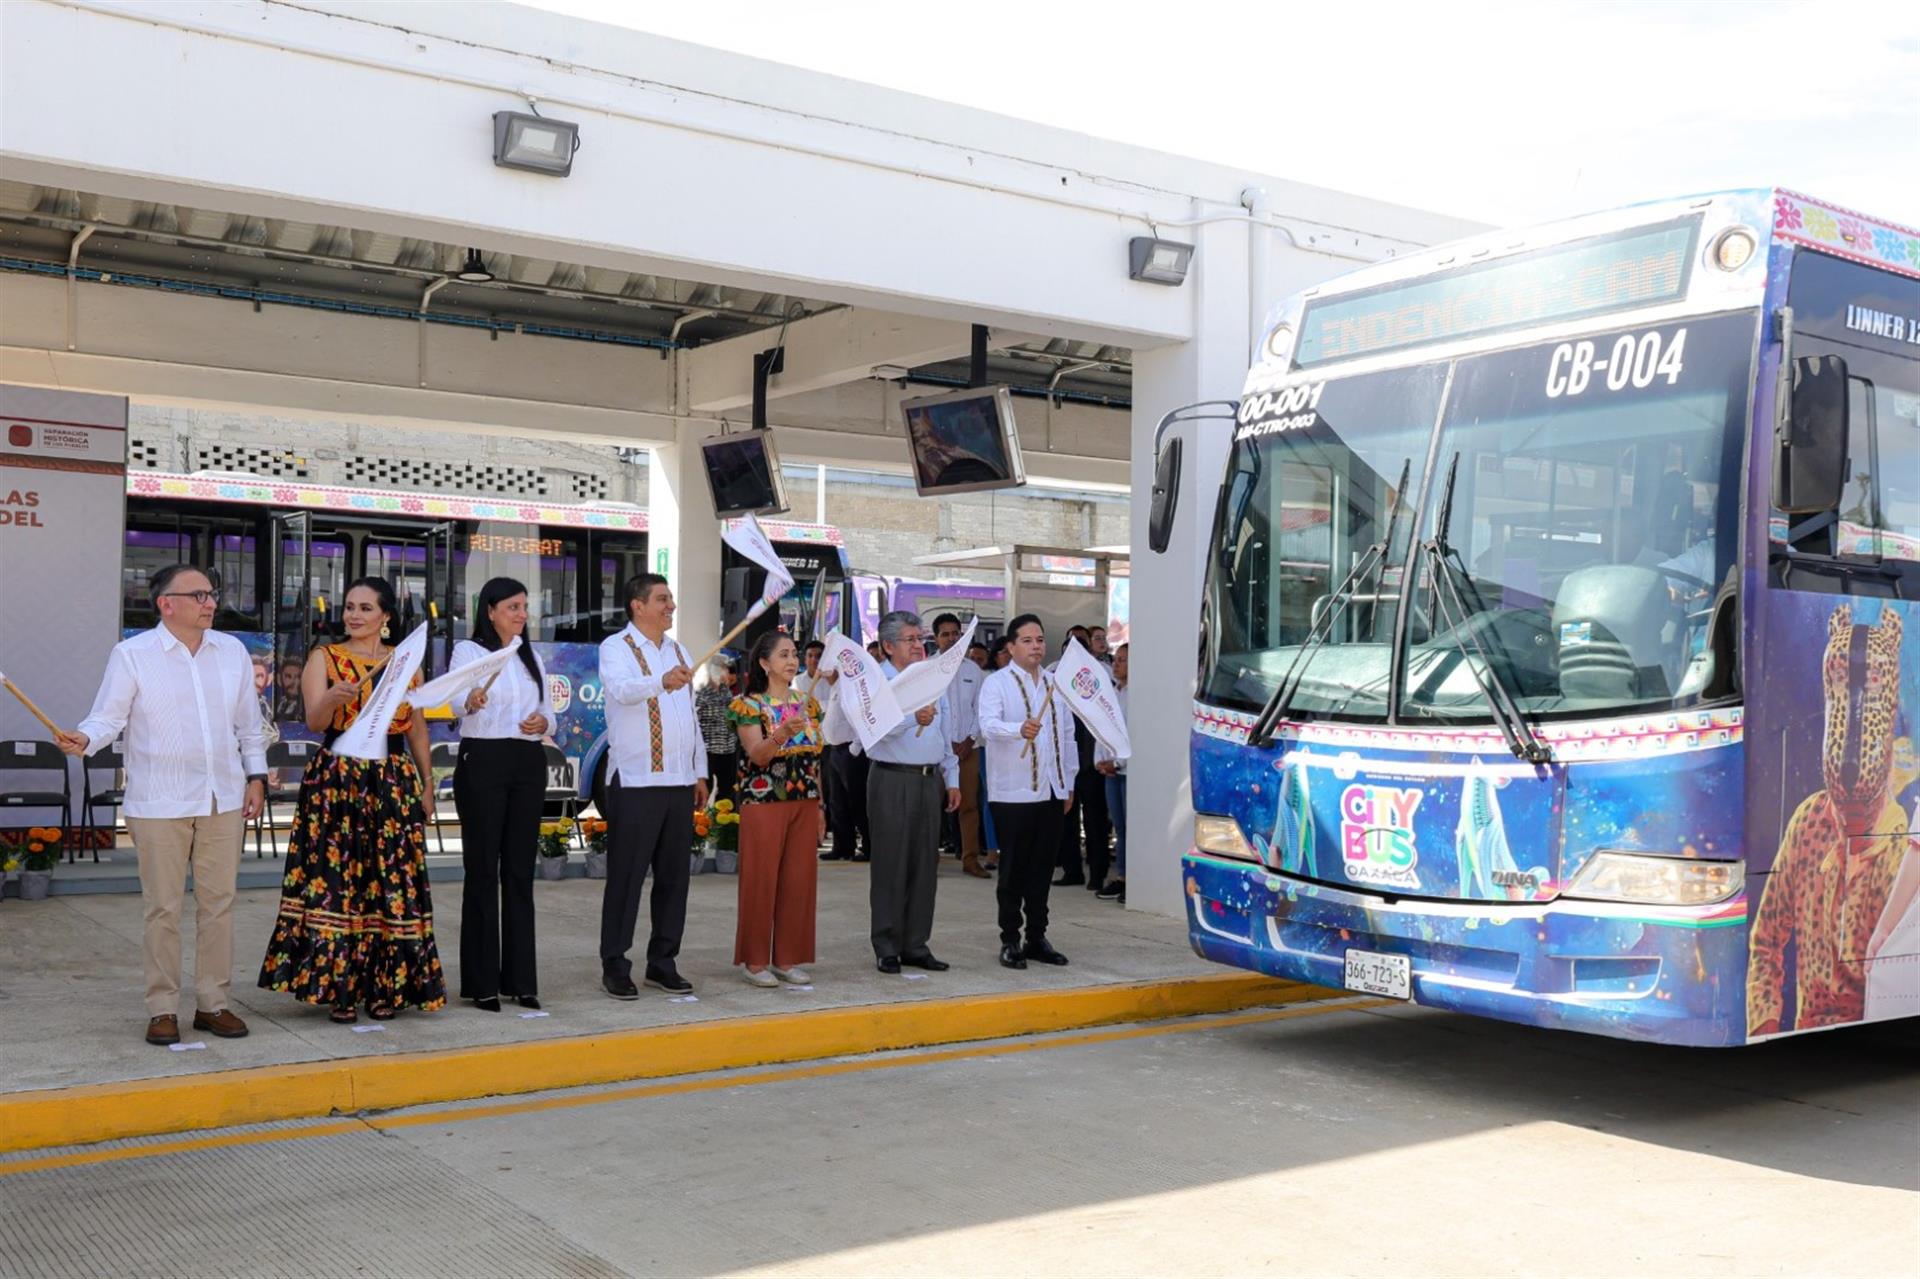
left=596, top=573, right=708, bottom=998
left=59, top=564, right=266, bottom=1046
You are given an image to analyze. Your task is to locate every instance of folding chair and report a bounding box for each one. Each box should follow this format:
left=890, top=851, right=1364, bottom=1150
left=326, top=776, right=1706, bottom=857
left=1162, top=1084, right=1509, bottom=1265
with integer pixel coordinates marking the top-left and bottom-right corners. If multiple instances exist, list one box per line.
left=542, top=743, right=583, bottom=849
left=1, top=739, right=71, bottom=864
left=429, top=740, right=459, bottom=856
left=257, top=739, right=319, bottom=859
left=79, top=744, right=125, bottom=864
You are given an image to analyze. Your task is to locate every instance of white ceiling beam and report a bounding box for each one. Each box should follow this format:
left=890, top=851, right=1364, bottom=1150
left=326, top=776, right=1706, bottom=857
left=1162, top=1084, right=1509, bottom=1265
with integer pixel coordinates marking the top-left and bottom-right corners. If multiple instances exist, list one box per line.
left=682, top=308, right=980, bottom=413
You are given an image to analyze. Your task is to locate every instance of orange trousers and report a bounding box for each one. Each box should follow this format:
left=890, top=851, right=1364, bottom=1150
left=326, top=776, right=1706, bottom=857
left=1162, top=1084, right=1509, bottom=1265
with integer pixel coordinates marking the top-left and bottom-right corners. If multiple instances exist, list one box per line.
left=735, top=799, right=821, bottom=969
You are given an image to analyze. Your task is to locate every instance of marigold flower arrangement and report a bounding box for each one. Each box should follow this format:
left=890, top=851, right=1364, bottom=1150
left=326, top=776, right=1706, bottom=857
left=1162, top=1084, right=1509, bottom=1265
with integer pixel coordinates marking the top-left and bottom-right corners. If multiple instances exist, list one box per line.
left=582, top=818, right=609, bottom=856
left=2, top=827, right=61, bottom=873
left=698, top=798, right=740, bottom=852
left=536, top=821, right=572, bottom=860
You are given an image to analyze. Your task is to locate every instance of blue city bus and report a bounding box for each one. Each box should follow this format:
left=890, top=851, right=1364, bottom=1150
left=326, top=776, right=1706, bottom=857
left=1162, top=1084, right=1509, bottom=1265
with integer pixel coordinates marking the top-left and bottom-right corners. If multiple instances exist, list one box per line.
left=122, top=471, right=853, bottom=810
left=1153, top=190, right=1919, bottom=1045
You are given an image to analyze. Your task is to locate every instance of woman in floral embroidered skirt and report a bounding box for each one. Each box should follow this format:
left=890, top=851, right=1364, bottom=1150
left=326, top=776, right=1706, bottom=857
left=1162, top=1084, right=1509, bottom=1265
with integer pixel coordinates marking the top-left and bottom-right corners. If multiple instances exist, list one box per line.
left=727, top=631, right=825, bottom=988
left=258, top=577, right=447, bottom=1022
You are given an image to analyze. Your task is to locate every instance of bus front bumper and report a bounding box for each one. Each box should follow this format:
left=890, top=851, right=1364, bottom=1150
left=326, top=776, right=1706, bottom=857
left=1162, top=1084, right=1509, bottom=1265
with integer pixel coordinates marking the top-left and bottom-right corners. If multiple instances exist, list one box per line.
left=1182, top=852, right=1748, bottom=1047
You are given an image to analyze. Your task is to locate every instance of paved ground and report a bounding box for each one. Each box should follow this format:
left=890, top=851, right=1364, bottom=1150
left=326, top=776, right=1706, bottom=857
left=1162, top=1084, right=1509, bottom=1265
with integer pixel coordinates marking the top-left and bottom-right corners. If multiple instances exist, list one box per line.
left=2, top=997, right=1913, bottom=1278
left=0, top=853, right=1194, bottom=1094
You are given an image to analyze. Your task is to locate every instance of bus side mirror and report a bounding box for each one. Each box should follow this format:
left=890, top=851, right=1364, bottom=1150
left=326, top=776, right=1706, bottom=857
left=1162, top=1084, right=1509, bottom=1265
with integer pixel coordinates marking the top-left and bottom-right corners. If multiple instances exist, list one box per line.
left=1148, top=436, right=1183, bottom=554
left=1773, top=354, right=1849, bottom=514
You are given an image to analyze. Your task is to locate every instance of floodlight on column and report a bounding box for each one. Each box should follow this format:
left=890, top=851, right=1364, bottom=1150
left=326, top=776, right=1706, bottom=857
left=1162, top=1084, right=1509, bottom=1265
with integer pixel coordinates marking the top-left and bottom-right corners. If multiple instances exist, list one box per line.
left=1128, top=236, right=1194, bottom=286
left=492, top=111, right=580, bottom=176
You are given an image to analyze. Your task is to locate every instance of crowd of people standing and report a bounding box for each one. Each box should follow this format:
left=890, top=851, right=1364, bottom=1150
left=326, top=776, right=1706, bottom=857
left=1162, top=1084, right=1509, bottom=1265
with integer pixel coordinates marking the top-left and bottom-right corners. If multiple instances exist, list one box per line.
left=58, top=564, right=1128, bottom=1045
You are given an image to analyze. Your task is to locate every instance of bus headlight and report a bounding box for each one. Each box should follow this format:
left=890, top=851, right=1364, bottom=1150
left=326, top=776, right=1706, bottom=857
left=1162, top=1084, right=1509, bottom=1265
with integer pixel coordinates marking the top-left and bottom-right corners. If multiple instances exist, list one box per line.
left=1709, top=226, right=1757, bottom=272
left=1194, top=814, right=1259, bottom=863
left=1564, top=851, right=1743, bottom=906
left=1264, top=322, right=1294, bottom=361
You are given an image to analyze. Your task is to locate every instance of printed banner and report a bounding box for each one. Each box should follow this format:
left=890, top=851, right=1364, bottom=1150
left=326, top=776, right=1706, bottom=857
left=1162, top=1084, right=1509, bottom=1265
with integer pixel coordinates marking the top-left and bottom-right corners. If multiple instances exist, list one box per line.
left=332, top=623, right=428, bottom=760
left=0, top=385, right=126, bottom=815
left=1053, top=637, right=1130, bottom=759
left=887, top=617, right=978, bottom=717
left=722, top=512, right=796, bottom=621
left=406, top=637, right=523, bottom=710
left=818, top=633, right=902, bottom=752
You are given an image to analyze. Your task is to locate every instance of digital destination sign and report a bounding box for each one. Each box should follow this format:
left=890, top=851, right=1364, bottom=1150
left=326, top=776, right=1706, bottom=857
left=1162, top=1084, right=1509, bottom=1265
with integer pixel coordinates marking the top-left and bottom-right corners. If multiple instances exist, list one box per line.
left=1294, top=217, right=1700, bottom=368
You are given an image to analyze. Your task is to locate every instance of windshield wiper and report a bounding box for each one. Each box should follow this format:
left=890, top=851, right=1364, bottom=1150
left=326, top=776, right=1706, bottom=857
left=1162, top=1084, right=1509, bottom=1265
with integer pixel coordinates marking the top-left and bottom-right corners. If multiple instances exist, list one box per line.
left=1419, top=453, right=1553, bottom=765
left=1249, top=457, right=1410, bottom=748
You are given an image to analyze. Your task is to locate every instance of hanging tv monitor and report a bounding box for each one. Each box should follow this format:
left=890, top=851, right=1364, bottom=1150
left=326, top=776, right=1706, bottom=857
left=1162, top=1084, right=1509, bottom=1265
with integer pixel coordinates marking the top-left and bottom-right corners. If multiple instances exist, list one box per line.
left=900, top=385, right=1027, bottom=497
left=700, top=430, right=789, bottom=518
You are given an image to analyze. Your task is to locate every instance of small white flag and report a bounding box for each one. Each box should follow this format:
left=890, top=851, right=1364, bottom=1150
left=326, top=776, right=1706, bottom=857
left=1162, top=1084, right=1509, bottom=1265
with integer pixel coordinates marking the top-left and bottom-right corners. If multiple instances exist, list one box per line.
left=818, top=634, right=903, bottom=751
left=1051, top=637, right=1130, bottom=760
left=406, top=637, right=523, bottom=710
left=886, top=617, right=978, bottom=724
left=722, top=513, right=796, bottom=623
left=332, top=623, right=429, bottom=760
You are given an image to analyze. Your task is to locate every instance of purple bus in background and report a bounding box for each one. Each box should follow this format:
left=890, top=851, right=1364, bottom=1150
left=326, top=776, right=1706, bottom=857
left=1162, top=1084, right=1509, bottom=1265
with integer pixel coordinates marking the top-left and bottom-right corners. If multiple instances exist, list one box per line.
left=851, top=574, right=1007, bottom=645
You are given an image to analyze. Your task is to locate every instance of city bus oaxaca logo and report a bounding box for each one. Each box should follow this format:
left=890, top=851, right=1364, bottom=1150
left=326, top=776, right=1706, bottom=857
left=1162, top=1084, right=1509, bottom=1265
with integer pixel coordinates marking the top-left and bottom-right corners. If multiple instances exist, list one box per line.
left=547, top=674, right=572, bottom=714
left=1341, top=783, right=1423, bottom=890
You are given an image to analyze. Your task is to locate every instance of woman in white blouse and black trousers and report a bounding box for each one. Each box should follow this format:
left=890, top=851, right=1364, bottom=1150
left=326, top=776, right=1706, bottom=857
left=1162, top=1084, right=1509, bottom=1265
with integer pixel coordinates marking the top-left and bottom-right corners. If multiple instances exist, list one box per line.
left=451, top=576, right=552, bottom=1012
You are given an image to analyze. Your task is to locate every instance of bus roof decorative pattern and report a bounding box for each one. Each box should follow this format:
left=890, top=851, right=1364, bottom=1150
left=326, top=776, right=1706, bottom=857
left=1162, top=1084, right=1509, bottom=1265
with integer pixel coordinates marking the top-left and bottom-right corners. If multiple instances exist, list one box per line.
left=130, top=471, right=650, bottom=532
left=1192, top=701, right=1743, bottom=764
left=1774, top=190, right=1920, bottom=280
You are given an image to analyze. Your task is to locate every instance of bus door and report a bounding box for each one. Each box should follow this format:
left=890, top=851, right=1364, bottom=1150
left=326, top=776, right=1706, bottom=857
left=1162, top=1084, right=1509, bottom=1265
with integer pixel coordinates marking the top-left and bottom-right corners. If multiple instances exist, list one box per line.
left=268, top=511, right=312, bottom=676
left=366, top=521, right=455, bottom=674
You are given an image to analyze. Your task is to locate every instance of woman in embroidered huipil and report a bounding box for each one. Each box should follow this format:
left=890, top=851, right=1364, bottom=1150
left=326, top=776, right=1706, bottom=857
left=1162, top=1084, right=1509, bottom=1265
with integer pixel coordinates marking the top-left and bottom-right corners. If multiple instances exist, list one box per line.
left=727, top=631, right=825, bottom=987
left=258, top=577, right=447, bottom=1023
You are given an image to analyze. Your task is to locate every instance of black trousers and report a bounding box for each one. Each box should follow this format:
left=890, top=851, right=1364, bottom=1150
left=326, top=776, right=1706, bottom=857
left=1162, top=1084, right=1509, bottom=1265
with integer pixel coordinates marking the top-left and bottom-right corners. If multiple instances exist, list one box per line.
left=992, top=799, right=1064, bottom=948
left=828, top=744, right=871, bottom=857
left=601, top=782, right=694, bottom=979
left=455, top=738, right=545, bottom=1000
left=1065, top=768, right=1112, bottom=886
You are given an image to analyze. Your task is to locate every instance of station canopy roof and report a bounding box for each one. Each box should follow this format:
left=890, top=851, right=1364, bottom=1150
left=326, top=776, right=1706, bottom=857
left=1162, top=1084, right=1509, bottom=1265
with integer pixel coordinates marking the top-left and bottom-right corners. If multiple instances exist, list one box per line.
left=0, top=183, right=1131, bottom=406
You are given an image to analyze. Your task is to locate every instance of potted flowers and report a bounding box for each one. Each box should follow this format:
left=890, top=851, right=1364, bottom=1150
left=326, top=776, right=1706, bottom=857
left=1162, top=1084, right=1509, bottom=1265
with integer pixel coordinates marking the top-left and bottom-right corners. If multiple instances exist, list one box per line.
left=690, top=804, right=711, bottom=875
left=4, top=828, right=60, bottom=900
left=537, top=822, right=571, bottom=880
left=707, top=799, right=741, bottom=875
left=582, top=818, right=609, bottom=879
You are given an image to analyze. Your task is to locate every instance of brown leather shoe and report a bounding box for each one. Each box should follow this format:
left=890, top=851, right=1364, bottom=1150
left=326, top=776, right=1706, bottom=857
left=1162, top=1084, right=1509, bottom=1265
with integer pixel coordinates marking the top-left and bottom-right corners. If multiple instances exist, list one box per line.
left=193, top=1008, right=249, bottom=1038
left=961, top=855, right=991, bottom=879
left=146, top=1014, right=180, bottom=1046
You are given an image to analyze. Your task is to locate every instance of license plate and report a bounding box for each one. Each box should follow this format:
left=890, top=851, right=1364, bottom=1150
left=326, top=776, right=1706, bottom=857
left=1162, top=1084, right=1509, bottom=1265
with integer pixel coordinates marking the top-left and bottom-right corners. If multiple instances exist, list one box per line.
left=1343, top=949, right=1412, bottom=1000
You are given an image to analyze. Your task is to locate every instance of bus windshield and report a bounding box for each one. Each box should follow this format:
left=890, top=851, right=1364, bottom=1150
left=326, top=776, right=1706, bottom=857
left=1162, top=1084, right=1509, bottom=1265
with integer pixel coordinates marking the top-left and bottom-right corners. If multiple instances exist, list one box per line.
left=1201, top=310, right=1757, bottom=723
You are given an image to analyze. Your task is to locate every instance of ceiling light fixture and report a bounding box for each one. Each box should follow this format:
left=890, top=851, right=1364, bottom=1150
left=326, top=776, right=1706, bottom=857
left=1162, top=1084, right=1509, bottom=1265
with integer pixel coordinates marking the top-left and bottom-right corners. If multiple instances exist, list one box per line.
left=455, top=248, right=494, bottom=283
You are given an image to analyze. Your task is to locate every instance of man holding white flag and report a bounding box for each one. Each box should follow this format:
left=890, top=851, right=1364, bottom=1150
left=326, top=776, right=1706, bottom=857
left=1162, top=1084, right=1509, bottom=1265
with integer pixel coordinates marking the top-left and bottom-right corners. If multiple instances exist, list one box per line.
left=859, top=611, right=962, bottom=974
left=1053, top=636, right=1130, bottom=898
left=977, top=613, right=1077, bottom=970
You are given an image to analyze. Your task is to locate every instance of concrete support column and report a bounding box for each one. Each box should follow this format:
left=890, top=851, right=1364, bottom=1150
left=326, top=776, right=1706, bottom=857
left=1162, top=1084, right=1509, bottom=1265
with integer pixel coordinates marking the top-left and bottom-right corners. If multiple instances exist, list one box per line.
left=648, top=418, right=725, bottom=660
left=1126, top=217, right=1254, bottom=919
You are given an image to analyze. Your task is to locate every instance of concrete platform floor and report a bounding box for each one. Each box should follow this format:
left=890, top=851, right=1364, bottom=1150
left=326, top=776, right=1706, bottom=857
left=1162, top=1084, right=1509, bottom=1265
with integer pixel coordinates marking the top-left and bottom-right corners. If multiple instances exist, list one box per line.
left=3, top=999, right=1913, bottom=1278
left=0, top=853, right=1195, bottom=1096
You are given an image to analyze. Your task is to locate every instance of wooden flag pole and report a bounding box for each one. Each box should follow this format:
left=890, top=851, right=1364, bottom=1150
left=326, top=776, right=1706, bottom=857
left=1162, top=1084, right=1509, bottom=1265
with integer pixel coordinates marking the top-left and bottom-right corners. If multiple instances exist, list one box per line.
left=1, top=674, right=67, bottom=737
left=1020, top=688, right=1055, bottom=758
left=692, top=612, right=759, bottom=677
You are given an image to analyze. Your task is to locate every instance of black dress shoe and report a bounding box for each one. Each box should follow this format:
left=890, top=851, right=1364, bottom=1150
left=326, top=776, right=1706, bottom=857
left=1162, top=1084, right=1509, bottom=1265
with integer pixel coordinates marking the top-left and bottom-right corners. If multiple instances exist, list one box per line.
left=1023, top=940, right=1070, bottom=966
left=602, top=973, right=640, bottom=1000
left=998, top=945, right=1028, bottom=970
left=876, top=955, right=902, bottom=975
left=900, top=953, right=949, bottom=972
left=1052, top=874, right=1085, bottom=887
left=474, top=995, right=502, bottom=1012
left=820, top=850, right=849, bottom=861
left=850, top=852, right=871, bottom=863
left=644, top=968, right=693, bottom=995
left=516, top=995, right=541, bottom=1010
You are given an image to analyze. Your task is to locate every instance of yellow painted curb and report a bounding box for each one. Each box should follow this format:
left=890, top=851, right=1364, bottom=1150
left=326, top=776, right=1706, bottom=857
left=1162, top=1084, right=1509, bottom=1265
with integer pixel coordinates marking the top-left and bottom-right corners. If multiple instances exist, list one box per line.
left=0, top=973, right=1319, bottom=1155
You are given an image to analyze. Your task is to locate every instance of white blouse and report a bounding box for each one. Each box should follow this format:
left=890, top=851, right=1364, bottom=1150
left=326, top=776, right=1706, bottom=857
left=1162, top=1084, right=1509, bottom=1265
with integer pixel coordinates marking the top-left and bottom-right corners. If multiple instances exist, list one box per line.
left=450, top=639, right=550, bottom=742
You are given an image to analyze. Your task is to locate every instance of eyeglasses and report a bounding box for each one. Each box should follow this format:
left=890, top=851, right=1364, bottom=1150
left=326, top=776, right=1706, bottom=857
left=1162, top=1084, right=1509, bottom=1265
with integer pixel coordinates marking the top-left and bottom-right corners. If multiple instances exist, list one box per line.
left=161, top=590, right=221, bottom=606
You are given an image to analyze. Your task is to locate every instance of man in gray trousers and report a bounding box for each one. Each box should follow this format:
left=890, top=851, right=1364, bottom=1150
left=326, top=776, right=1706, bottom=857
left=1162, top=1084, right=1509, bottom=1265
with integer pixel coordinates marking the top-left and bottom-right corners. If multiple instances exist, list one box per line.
left=861, top=610, right=961, bottom=974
